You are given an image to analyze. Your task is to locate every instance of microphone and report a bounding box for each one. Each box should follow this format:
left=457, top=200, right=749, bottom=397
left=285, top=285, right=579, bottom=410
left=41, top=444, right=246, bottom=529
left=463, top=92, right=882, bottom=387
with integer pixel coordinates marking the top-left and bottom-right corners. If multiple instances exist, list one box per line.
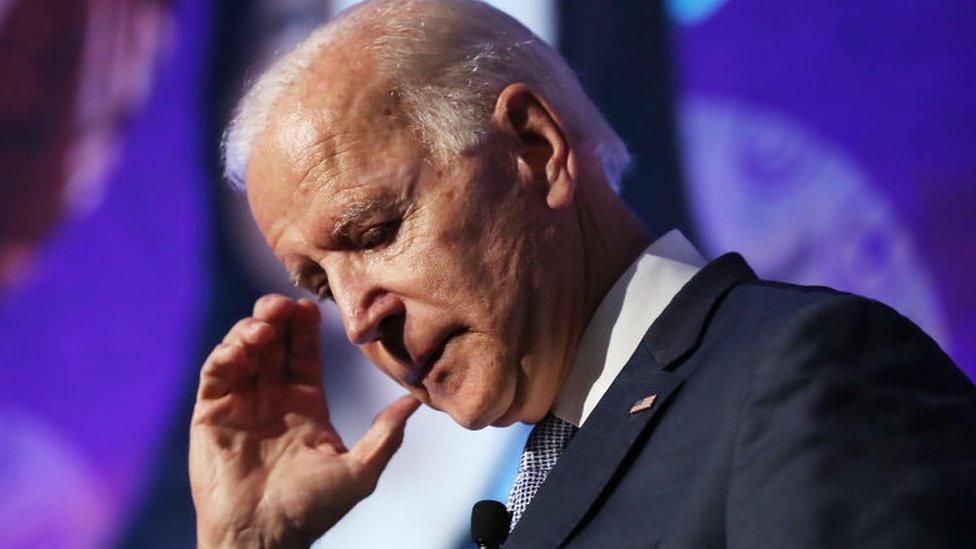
left=471, top=500, right=511, bottom=548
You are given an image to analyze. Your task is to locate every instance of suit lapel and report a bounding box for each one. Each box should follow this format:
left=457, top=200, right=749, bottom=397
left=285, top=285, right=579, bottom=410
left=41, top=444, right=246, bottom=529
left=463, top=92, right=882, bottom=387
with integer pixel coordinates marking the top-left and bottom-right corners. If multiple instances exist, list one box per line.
left=505, top=345, right=682, bottom=547
left=644, top=253, right=757, bottom=368
left=505, top=253, right=756, bottom=548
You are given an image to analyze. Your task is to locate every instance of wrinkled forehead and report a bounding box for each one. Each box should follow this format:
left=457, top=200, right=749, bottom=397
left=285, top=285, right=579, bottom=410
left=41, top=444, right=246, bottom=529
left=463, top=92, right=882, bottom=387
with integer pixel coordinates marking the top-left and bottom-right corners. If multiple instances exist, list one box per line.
left=244, top=64, right=417, bottom=238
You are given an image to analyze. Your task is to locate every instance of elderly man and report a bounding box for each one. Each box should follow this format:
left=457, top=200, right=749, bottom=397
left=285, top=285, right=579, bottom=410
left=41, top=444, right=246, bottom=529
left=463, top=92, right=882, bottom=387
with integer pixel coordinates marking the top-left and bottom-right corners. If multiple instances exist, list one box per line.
left=189, top=0, right=976, bottom=547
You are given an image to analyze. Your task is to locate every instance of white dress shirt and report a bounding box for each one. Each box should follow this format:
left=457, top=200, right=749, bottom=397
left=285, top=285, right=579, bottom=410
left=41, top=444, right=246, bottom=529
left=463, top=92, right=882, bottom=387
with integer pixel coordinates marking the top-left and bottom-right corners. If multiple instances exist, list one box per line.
left=551, top=230, right=707, bottom=427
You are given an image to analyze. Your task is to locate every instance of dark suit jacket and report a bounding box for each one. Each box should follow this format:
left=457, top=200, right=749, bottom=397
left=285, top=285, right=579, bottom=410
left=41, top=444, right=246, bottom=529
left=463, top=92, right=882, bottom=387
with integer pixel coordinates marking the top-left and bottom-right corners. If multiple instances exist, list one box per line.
left=505, top=253, right=976, bottom=548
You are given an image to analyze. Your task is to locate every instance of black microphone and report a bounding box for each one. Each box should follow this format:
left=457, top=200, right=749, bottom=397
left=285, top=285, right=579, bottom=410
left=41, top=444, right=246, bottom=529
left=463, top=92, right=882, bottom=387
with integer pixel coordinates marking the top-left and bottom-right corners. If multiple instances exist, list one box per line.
left=471, top=500, right=511, bottom=548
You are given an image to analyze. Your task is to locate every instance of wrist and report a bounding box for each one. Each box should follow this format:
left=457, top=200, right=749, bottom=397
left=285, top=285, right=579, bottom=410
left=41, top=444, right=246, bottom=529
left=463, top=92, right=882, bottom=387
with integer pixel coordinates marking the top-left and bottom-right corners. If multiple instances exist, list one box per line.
left=196, top=521, right=316, bottom=549
left=196, top=524, right=251, bottom=549
left=196, top=523, right=266, bottom=549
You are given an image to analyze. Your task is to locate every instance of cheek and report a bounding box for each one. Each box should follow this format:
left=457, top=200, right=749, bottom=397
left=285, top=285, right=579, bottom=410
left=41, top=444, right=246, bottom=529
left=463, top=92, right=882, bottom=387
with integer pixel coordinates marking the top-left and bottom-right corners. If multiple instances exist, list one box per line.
left=390, top=163, right=543, bottom=342
left=391, top=212, right=489, bottom=307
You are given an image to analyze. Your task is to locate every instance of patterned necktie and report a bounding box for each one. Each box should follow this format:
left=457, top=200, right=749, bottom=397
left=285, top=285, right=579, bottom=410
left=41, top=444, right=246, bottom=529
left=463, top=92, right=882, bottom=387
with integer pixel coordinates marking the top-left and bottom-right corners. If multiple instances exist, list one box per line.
left=506, top=413, right=579, bottom=529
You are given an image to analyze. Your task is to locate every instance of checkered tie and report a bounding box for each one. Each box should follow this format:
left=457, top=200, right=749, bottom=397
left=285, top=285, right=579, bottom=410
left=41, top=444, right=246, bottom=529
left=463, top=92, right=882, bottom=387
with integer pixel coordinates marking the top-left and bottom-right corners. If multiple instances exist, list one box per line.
left=506, top=414, right=579, bottom=529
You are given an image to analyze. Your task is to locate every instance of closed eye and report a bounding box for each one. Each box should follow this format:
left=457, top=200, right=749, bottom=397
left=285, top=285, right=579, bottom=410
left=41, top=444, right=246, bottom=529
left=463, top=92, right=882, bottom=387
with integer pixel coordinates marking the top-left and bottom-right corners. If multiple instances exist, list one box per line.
left=289, top=266, right=332, bottom=302
left=313, top=282, right=333, bottom=302
left=360, top=219, right=401, bottom=250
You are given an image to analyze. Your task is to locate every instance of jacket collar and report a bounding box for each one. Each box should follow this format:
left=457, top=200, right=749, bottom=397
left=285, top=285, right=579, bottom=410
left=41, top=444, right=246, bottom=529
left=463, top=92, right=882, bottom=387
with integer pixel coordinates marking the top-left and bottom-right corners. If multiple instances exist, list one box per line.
left=505, top=253, right=756, bottom=547
left=645, top=253, right=757, bottom=368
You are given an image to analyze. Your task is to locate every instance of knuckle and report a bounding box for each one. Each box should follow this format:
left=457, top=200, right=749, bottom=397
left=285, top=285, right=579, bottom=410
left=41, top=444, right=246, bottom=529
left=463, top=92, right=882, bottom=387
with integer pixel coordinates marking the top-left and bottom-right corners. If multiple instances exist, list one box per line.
left=207, top=342, right=229, bottom=362
left=254, top=293, right=287, bottom=312
left=234, top=317, right=258, bottom=332
left=225, top=318, right=268, bottom=344
left=213, top=342, right=243, bottom=364
left=222, top=321, right=245, bottom=342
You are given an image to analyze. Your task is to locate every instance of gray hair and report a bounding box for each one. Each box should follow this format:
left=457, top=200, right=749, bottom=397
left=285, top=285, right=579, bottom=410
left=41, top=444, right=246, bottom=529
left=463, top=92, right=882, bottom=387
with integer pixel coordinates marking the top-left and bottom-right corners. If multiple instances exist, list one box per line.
left=222, top=0, right=630, bottom=191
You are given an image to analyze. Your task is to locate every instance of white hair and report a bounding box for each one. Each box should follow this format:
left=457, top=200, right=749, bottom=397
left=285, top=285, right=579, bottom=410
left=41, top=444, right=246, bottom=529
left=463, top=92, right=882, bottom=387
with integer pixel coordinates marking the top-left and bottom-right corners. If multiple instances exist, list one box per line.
left=222, top=0, right=630, bottom=191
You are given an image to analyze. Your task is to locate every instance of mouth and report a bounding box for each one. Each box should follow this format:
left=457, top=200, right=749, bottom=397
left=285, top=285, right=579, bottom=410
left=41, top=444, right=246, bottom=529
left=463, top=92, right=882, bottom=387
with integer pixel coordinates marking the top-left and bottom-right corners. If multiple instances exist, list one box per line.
left=408, top=326, right=466, bottom=387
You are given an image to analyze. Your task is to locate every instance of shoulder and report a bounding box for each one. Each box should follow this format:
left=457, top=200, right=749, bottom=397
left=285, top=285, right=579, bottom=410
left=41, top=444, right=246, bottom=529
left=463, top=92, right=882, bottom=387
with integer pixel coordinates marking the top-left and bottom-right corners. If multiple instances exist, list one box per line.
left=714, top=279, right=969, bottom=392
left=703, top=278, right=976, bottom=476
left=708, top=282, right=976, bottom=547
left=711, top=278, right=870, bottom=340
left=683, top=277, right=975, bottom=460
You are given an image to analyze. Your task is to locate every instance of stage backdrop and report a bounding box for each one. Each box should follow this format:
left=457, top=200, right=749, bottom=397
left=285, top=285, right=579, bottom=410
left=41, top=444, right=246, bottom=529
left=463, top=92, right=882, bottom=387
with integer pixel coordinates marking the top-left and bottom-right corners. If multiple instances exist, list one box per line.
left=0, top=1, right=971, bottom=548
left=668, top=0, right=975, bottom=379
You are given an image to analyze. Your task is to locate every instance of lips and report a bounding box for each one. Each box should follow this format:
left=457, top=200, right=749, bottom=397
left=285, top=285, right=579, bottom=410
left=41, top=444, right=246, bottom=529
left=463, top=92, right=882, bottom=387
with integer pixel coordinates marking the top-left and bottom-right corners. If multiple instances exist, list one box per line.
left=408, top=326, right=466, bottom=386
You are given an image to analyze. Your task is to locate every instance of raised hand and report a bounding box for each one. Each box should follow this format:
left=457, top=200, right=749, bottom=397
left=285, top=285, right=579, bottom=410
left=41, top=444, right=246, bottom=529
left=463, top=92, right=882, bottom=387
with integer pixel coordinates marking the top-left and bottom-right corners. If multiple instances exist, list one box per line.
left=189, top=294, right=420, bottom=548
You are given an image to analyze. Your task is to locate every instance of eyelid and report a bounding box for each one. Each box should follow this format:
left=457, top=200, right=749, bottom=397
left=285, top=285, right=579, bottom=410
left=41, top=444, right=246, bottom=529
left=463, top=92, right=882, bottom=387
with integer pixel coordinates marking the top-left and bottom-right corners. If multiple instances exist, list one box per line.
left=332, top=198, right=397, bottom=242
left=360, top=219, right=401, bottom=249
left=289, top=268, right=332, bottom=301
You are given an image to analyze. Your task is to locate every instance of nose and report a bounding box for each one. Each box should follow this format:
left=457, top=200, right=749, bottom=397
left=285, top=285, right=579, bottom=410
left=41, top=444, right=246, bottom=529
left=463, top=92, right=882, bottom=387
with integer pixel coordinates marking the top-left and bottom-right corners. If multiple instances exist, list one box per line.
left=330, top=266, right=403, bottom=345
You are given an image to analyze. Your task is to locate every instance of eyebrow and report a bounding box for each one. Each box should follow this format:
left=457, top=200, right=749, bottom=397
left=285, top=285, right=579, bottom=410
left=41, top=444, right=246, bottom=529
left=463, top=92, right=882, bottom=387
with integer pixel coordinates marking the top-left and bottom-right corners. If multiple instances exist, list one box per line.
left=330, top=195, right=399, bottom=240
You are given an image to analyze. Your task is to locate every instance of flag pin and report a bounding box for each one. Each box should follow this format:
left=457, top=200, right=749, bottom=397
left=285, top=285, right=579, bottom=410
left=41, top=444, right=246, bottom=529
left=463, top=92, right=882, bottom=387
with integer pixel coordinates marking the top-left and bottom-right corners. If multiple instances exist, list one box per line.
left=629, top=394, right=657, bottom=414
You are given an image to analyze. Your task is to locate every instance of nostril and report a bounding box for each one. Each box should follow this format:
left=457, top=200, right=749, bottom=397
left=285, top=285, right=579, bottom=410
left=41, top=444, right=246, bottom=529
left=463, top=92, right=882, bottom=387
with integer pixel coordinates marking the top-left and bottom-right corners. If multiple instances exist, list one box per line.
left=378, top=313, right=411, bottom=365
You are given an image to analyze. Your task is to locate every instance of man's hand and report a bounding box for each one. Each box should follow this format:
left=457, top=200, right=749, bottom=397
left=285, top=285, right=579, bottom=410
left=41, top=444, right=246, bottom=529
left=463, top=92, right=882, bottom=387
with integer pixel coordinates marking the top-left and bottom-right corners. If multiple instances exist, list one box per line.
left=189, top=294, right=420, bottom=548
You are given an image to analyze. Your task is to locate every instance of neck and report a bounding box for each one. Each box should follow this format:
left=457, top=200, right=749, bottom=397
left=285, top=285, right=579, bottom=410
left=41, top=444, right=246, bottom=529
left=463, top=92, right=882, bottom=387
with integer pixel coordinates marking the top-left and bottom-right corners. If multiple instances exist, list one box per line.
left=574, top=166, right=653, bottom=333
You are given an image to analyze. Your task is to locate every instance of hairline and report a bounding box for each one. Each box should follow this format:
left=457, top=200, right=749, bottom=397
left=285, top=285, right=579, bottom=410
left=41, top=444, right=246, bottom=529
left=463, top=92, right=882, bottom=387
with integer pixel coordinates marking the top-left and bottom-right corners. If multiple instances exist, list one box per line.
left=222, top=0, right=631, bottom=193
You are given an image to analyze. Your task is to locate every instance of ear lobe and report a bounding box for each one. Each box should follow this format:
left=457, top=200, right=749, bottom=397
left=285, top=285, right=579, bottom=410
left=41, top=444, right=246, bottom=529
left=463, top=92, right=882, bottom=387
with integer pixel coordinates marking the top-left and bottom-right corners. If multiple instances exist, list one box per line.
left=492, top=83, right=577, bottom=210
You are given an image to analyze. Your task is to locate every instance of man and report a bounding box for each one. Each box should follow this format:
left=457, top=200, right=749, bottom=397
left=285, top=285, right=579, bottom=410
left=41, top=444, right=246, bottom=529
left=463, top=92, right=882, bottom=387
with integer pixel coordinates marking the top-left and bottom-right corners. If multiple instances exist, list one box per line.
left=189, top=0, right=976, bottom=547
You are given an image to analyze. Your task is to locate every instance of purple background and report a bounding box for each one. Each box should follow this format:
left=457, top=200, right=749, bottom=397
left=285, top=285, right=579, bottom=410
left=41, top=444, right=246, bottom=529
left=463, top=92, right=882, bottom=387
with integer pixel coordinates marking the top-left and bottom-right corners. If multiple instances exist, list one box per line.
left=672, top=0, right=975, bottom=378
left=0, top=0, right=972, bottom=547
left=0, top=0, right=212, bottom=546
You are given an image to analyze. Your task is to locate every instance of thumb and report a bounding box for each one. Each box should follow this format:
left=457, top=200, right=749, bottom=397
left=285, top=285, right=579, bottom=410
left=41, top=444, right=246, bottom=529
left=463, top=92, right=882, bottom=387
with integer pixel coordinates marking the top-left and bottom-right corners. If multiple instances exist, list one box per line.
left=349, top=395, right=421, bottom=486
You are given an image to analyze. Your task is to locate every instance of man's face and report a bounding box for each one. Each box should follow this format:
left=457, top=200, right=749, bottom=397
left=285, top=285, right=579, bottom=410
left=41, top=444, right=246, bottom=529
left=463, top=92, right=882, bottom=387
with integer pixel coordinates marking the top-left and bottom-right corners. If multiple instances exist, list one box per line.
left=246, top=65, right=582, bottom=429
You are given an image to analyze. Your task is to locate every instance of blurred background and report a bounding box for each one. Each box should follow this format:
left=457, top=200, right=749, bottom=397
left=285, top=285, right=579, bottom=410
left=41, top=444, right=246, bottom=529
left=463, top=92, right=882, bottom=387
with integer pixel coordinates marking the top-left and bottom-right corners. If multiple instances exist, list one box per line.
left=0, top=0, right=973, bottom=547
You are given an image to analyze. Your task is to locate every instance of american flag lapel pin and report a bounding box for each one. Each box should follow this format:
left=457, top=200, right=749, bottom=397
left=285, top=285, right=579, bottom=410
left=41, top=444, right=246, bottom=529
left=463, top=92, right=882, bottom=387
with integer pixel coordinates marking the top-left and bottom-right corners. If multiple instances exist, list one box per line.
left=629, top=394, right=657, bottom=414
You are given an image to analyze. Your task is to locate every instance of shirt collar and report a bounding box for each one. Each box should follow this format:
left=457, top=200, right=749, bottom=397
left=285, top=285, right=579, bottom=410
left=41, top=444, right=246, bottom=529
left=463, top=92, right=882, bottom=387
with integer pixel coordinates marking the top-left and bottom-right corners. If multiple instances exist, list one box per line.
left=551, top=230, right=706, bottom=427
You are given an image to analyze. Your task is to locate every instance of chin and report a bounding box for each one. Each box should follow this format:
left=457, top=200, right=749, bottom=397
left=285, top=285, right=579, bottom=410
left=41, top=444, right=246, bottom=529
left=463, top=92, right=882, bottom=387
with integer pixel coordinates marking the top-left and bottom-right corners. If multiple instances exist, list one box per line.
left=450, top=411, right=495, bottom=431
left=489, top=414, right=520, bottom=428
left=441, top=388, right=511, bottom=430
left=436, top=368, right=516, bottom=430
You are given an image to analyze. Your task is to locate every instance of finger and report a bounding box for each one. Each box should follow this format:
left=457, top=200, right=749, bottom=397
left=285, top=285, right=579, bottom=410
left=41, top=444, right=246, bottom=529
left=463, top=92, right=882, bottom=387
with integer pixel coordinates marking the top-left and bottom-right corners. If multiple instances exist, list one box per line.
left=253, top=295, right=296, bottom=381
left=198, top=341, right=260, bottom=400
left=349, top=395, right=422, bottom=485
left=287, top=298, right=324, bottom=386
left=253, top=293, right=296, bottom=333
left=222, top=317, right=276, bottom=347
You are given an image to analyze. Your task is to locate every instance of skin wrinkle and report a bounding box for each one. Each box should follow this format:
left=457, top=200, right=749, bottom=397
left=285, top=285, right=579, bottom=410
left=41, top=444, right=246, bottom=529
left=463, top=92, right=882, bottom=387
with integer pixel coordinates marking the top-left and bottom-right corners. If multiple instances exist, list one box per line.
left=191, top=6, right=654, bottom=545
left=331, top=196, right=401, bottom=243
left=244, top=31, right=648, bottom=430
left=288, top=161, right=419, bottom=301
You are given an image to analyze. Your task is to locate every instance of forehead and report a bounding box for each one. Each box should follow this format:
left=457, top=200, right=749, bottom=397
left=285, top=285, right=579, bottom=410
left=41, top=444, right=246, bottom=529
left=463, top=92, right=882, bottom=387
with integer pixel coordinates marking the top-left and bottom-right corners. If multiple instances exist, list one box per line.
left=245, top=57, right=420, bottom=243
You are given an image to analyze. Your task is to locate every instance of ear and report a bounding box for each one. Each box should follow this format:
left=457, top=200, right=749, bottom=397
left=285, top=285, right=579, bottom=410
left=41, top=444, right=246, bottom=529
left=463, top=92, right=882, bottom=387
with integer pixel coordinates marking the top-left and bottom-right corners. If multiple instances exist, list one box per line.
left=491, top=83, right=577, bottom=209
